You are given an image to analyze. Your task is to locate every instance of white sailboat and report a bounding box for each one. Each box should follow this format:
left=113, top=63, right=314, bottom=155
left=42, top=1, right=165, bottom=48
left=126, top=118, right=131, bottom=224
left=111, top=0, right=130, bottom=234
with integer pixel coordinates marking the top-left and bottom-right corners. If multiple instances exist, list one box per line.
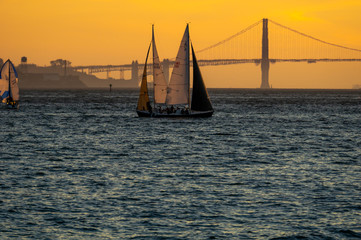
left=0, top=59, right=19, bottom=109
left=136, top=24, right=213, bottom=118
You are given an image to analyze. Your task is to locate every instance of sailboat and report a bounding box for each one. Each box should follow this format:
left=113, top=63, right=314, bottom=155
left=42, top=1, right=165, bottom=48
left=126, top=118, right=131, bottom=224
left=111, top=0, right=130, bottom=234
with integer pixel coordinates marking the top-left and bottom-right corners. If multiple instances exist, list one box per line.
left=0, top=59, right=20, bottom=109
left=136, top=24, right=213, bottom=118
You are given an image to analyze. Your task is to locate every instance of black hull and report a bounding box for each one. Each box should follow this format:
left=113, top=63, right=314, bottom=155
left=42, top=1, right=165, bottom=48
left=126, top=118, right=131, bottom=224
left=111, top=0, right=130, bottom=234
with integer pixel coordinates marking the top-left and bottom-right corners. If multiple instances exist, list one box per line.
left=137, top=110, right=213, bottom=118
left=137, top=110, right=152, bottom=117
left=6, top=102, right=19, bottom=110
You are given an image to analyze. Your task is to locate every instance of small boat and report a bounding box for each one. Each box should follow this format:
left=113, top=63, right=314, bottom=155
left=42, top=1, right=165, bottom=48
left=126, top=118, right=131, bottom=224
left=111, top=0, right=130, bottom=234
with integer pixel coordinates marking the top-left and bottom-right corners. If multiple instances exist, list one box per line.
left=136, top=24, right=213, bottom=118
left=0, top=59, right=20, bottom=109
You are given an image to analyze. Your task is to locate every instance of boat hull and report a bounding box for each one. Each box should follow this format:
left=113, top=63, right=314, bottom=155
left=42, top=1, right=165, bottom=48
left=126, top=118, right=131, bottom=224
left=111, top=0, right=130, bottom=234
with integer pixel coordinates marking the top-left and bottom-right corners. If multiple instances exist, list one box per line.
left=6, top=102, right=19, bottom=109
left=136, top=110, right=152, bottom=117
left=137, top=110, right=213, bottom=118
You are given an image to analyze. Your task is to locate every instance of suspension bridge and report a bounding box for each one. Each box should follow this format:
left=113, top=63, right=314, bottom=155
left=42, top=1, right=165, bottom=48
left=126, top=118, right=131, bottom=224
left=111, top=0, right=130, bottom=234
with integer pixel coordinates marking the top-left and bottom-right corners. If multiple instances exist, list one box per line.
left=72, top=19, right=361, bottom=88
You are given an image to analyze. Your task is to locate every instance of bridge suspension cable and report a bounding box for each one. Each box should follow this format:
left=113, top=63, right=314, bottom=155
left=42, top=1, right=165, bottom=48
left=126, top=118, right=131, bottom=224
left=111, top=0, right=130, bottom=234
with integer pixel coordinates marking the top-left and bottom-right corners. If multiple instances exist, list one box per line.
left=194, top=18, right=361, bottom=61
left=73, top=19, right=361, bottom=76
left=268, top=19, right=361, bottom=53
left=197, top=19, right=262, bottom=54
left=195, top=20, right=263, bottom=61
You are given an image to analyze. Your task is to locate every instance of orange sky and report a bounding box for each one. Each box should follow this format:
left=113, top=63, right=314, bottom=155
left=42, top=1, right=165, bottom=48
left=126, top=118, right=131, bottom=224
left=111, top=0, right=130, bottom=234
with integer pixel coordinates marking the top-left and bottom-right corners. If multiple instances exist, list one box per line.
left=1, top=0, right=361, bottom=88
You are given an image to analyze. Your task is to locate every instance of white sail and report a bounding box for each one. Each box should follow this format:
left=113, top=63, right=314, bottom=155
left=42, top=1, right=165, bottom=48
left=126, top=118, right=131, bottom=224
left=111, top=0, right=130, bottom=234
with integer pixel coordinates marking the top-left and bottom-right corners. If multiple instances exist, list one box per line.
left=10, top=78, right=20, bottom=101
left=9, top=71, right=19, bottom=101
left=0, top=78, right=8, bottom=102
left=0, top=60, right=19, bottom=101
left=166, top=25, right=189, bottom=105
left=152, top=26, right=168, bottom=104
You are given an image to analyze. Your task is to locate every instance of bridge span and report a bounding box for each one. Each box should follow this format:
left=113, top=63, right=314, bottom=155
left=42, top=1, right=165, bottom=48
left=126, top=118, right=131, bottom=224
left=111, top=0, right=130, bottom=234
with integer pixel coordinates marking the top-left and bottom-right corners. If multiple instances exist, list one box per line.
left=72, top=58, right=361, bottom=85
left=72, top=18, right=361, bottom=88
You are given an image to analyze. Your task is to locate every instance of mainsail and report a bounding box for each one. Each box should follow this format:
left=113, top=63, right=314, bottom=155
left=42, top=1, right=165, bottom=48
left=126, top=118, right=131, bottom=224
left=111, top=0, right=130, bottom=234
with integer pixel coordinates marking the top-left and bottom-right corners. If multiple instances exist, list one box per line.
left=0, top=60, right=19, bottom=102
left=166, top=25, right=190, bottom=105
left=152, top=25, right=168, bottom=104
left=191, top=44, right=213, bottom=112
left=137, top=44, right=152, bottom=112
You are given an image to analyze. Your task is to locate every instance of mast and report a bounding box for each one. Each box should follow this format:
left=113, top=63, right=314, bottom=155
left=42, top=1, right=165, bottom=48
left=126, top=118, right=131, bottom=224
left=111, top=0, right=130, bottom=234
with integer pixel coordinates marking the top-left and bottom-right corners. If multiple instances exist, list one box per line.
left=152, top=24, right=155, bottom=109
left=186, top=24, right=190, bottom=108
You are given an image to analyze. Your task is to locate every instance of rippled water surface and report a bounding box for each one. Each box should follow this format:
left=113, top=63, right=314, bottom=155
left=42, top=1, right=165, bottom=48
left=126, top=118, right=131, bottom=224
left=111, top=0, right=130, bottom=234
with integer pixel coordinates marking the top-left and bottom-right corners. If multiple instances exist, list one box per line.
left=1, top=89, right=361, bottom=239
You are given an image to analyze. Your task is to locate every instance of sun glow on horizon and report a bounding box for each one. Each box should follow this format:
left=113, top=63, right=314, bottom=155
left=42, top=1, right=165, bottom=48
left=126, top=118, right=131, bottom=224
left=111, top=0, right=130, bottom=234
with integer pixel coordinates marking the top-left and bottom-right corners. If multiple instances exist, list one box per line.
left=1, top=0, right=361, bottom=88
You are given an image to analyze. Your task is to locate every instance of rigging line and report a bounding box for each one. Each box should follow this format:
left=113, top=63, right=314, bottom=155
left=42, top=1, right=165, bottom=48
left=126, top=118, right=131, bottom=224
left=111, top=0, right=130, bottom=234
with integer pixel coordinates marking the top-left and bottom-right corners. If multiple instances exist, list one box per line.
left=269, top=19, right=361, bottom=53
left=196, top=19, right=263, bottom=54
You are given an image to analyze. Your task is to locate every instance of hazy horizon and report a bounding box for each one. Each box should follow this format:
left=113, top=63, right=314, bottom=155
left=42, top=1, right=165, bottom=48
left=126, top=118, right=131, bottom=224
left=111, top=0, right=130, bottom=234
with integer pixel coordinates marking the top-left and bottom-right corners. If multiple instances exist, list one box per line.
left=1, top=0, right=361, bottom=89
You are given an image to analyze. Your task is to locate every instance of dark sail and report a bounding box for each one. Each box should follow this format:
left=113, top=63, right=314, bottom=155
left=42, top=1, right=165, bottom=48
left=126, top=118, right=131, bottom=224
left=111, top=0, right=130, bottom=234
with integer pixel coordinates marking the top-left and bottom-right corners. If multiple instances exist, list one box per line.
left=191, top=44, right=213, bottom=112
left=137, top=43, right=152, bottom=112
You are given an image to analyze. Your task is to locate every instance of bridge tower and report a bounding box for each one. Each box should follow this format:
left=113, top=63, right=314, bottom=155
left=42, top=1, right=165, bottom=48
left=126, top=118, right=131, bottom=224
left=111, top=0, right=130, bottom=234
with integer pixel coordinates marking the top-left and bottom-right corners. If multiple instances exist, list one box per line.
left=131, top=60, right=139, bottom=83
left=261, top=18, right=270, bottom=89
left=162, top=59, right=170, bottom=84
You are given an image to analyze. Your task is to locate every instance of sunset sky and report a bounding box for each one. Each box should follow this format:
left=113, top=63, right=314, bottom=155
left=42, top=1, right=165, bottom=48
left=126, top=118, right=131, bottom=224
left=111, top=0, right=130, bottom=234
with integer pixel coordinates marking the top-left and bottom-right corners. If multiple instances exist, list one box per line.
left=1, top=0, right=361, bottom=88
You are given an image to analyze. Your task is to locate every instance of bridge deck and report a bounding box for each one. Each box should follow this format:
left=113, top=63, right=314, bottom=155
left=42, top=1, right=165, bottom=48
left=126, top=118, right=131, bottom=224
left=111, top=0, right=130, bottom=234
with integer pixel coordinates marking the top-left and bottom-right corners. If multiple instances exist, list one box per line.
left=72, top=58, right=361, bottom=73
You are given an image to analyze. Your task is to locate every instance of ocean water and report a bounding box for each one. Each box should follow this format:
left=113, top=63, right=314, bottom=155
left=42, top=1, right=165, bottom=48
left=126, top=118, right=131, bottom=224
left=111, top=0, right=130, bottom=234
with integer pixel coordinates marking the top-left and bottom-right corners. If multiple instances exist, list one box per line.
left=1, top=89, right=361, bottom=239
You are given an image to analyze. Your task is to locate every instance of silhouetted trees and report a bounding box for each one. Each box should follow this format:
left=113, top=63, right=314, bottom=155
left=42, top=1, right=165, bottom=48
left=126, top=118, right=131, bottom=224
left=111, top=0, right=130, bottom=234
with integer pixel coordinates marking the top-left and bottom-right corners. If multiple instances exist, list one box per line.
left=50, top=59, right=71, bottom=67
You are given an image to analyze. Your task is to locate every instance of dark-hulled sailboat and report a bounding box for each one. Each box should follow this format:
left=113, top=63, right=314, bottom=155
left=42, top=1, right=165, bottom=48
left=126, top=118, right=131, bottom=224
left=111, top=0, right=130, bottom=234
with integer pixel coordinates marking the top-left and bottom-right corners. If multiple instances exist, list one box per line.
left=136, top=24, right=213, bottom=118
